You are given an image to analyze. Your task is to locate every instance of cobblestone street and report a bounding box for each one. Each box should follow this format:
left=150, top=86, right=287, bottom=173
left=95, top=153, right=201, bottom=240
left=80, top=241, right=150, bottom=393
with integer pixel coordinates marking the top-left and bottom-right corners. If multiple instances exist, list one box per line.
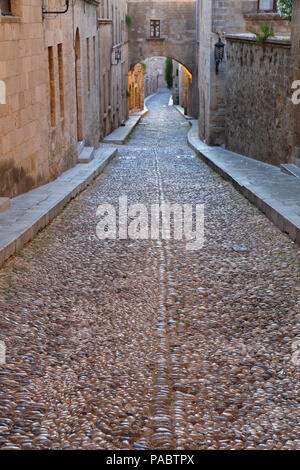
left=0, top=90, right=299, bottom=450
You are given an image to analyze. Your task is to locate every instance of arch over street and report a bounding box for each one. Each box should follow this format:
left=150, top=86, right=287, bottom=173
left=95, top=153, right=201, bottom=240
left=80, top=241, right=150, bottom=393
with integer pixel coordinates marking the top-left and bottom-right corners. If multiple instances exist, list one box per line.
left=127, top=0, right=198, bottom=116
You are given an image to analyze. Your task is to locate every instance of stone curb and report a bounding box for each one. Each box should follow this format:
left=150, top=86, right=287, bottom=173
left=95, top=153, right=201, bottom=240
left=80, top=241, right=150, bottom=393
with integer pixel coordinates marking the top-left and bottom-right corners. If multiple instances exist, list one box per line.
left=103, top=115, right=142, bottom=145
left=102, top=92, right=159, bottom=145
left=187, top=120, right=300, bottom=247
left=0, top=147, right=118, bottom=268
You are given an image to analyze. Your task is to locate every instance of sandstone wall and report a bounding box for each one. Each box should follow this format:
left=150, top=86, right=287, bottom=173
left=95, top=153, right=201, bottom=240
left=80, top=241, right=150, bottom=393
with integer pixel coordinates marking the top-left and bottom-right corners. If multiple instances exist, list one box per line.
left=198, top=0, right=258, bottom=146
left=225, top=36, right=293, bottom=165
left=0, top=0, right=49, bottom=197
left=44, top=0, right=100, bottom=181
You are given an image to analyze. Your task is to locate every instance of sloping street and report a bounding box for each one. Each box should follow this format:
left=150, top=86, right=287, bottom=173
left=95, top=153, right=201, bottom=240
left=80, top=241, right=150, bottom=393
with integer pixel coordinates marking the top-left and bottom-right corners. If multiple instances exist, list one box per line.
left=0, top=90, right=299, bottom=450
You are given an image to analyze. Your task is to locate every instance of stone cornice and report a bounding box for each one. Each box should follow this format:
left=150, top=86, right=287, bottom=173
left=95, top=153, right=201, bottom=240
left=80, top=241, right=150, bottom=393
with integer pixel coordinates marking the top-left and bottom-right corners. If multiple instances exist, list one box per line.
left=225, top=33, right=291, bottom=48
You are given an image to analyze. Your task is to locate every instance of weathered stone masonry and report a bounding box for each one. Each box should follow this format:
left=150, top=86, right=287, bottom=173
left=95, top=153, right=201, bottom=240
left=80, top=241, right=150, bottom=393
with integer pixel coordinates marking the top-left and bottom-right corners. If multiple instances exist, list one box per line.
left=225, top=36, right=293, bottom=165
left=0, top=0, right=128, bottom=199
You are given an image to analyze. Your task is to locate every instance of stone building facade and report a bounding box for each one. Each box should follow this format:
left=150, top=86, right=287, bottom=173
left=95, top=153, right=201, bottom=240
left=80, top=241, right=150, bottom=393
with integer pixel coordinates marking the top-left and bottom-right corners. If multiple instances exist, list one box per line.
left=98, top=0, right=128, bottom=139
left=197, top=0, right=291, bottom=153
left=127, top=0, right=198, bottom=117
left=0, top=0, right=50, bottom=197
left=225, top=35, right=293, bottom=165
left=1, top=0, right=298, bottom=202
left=45, top=0, right=101, bottom=182
left=0, top=0, right=128, bottom=199
left=128, top=62, right=145, bottom=113
left=291, top=0, right=300, bottom=165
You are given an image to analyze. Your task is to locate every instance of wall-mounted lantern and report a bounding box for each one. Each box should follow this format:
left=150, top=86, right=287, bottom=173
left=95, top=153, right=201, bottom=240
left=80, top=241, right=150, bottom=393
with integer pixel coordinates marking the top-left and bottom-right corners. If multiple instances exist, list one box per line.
left=214, top=35, right=225, bottom=75
left=115, top=50, right=122, bottom=64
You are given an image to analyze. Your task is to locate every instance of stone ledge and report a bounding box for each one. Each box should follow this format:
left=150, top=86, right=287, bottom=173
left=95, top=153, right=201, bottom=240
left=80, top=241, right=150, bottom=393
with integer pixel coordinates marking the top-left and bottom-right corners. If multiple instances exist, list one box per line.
left=187, top=120, right=300, bottom=247
left=0, top=146, right=118, bottom=267
left=244, top=13, right=283, bottom=20
left=225, top=33, right=291, bottom=47
left=0, top=15, right=22, bottom=23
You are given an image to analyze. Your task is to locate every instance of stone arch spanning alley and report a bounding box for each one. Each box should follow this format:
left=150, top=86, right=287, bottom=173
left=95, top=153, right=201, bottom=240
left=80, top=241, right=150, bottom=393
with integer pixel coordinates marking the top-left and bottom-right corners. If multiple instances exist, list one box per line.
left=127, top=0, right=198, bottom=116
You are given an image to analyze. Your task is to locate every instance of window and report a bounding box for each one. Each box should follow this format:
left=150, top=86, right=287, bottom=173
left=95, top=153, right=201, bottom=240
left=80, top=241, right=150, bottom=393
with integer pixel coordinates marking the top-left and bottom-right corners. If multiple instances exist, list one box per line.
left=48, top=47, right=56, bottom=127
left=150, top=20, right=160, bottom=38
left=257, top=0, right=277, bottom=12
left=57, top=44, right=64, bottom=118
left=0, top=0, right=11, bottom=15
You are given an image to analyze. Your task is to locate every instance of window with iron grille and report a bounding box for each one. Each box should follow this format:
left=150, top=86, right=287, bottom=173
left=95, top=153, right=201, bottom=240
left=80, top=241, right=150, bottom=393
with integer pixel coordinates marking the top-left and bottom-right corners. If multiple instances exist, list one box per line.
left=0, top=0, right=11, bottom=15
left=257, top=0, right=277, bottom=12
left=150, top=20, right=160, bottom=38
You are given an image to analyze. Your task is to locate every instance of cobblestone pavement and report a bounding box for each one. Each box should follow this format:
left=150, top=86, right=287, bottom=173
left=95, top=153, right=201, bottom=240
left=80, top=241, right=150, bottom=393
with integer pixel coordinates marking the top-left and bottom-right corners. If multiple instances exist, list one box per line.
left=0, top=90, right=299, bottom=450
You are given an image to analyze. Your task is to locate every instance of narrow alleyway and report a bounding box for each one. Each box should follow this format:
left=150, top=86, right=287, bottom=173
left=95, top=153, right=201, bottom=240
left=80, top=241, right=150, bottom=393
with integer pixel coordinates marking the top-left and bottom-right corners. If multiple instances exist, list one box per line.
left=0, top=90, right=299, bottom=450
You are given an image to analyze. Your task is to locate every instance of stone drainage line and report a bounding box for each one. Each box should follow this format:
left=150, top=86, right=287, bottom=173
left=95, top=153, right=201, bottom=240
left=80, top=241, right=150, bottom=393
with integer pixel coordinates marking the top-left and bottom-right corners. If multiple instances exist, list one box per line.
left=147, top=148, right=188, bottom=449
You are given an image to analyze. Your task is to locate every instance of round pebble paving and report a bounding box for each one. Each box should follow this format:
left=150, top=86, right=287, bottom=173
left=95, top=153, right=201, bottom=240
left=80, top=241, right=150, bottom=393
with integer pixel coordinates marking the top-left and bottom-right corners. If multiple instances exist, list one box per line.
left=0, top=90, right=299, bottom=450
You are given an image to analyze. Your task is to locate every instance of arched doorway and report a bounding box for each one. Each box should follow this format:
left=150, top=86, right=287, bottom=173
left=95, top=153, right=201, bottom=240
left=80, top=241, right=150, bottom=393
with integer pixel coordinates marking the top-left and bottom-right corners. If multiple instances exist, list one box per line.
left=75, top=29, right=83, bottom=142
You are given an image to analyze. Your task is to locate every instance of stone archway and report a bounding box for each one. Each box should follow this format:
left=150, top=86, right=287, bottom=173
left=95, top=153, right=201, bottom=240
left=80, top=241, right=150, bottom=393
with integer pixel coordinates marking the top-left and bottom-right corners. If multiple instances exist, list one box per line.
left=127, top=0, right=198, bottom=116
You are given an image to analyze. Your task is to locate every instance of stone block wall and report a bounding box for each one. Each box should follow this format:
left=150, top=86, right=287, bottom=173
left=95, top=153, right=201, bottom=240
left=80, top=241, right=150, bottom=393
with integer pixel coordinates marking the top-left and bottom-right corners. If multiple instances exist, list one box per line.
left=291, top=0, right=300, bottom=160
left=225, top=36, right=293, bottom=165
left=144, top=57, right=166, bottom=97
left=198, top=0, right=255, bottom=145
left=128, top=63, right=145, bottom=113
left=0, top=0, right=129, bottom=198
left=0, top=1, right=49, bottom=197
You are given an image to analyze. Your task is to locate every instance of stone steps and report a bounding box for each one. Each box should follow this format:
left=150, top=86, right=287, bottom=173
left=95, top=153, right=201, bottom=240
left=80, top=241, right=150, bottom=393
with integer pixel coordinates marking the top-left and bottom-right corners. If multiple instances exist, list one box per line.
left=78, top=146, right=95, bottom=163
left=280, top=164, right=300, bottom=179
